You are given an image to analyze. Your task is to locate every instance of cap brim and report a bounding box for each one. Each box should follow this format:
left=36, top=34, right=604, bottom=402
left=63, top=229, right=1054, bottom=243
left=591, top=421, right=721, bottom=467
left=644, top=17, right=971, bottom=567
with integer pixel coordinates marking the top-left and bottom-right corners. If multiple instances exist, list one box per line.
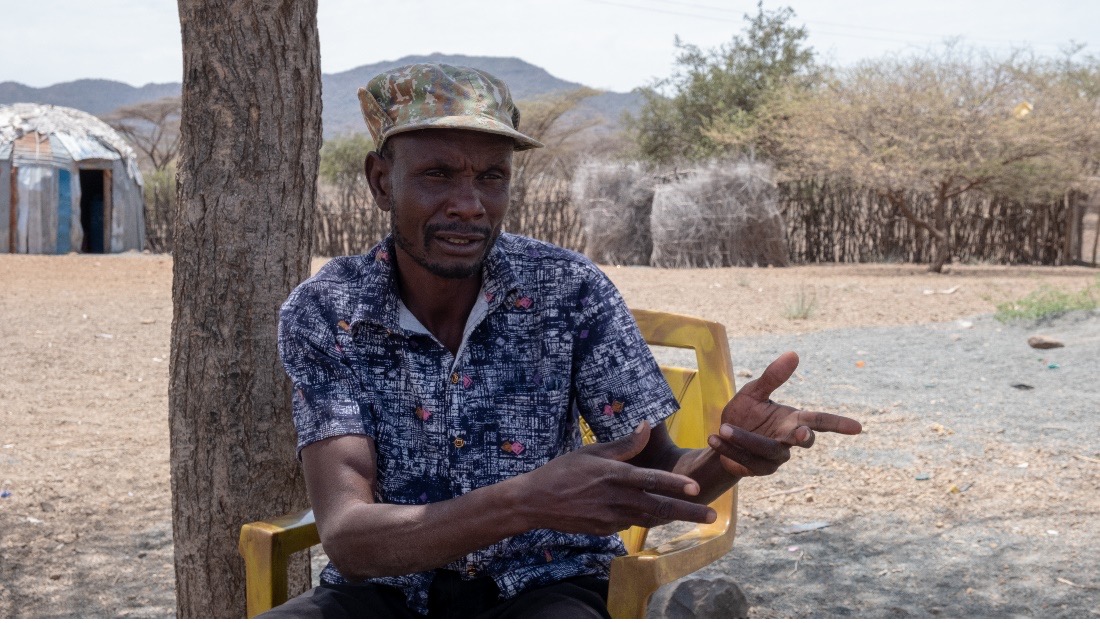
left=381, top=114, right=544, bottom=151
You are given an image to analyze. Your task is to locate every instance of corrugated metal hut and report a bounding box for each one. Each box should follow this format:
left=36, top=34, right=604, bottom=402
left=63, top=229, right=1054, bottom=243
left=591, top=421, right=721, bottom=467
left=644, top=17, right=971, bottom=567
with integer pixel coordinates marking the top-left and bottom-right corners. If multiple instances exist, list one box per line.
left=1, top=103, right=145, bottom=254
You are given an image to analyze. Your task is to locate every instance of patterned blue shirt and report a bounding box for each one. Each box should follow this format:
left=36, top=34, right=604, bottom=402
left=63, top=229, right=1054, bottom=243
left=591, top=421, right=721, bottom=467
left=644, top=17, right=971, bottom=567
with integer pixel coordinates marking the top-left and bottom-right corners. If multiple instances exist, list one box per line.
left=278, top=233, right=678, bottom=614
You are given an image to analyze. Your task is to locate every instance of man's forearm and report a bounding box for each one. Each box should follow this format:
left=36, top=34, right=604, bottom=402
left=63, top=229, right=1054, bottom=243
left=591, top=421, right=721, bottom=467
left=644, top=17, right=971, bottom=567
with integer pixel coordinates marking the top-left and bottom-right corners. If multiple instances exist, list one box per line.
left=321, top=476, right=530, bottom=581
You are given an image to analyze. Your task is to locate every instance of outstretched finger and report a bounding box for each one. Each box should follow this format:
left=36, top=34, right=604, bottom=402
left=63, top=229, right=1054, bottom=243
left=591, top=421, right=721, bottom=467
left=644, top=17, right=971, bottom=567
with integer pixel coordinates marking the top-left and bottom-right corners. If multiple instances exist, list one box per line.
left=740, top=352, right=799, bottom=402
left=775, top=411, right=861, bottom=447
left=798, top=410, right=863, bottom=436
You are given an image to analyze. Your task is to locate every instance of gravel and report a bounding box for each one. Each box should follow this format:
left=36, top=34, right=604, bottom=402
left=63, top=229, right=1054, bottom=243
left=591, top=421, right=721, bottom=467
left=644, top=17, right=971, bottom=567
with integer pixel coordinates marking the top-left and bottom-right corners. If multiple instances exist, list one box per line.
left=650, top=311, right=1100, bottom=618
left=657, top=310, right=1100, bottom=458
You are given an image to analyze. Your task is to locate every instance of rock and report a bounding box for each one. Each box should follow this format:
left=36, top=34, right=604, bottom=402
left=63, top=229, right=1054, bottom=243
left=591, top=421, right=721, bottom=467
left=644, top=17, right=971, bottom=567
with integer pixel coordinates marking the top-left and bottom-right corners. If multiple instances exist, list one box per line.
left=1028, top=335, right=1064, bottom=349
left=735, top=369, right=754, bottom=378
left=648, top=572, right=749, bottom=618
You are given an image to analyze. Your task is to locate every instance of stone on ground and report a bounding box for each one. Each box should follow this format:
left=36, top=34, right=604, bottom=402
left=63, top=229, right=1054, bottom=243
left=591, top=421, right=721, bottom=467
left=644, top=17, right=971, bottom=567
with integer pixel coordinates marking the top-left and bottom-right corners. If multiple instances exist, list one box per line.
left=1027, top=335, right=1064, bottom=349
left=647, top=572, right=749, bottom=618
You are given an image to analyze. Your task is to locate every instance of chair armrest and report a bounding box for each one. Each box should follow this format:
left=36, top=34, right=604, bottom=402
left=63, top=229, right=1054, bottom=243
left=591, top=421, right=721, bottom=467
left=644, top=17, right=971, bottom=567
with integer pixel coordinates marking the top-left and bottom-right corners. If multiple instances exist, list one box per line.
left=606, top=487, right=737, bottom=619
left=239, top=508, right=320, bottom=618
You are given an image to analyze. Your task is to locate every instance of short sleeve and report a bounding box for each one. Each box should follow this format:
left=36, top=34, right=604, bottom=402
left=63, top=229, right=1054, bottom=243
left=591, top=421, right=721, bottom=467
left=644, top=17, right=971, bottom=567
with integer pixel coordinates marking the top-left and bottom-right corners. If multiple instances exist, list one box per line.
left=278, top=283, right=373, bottom=458
left=571, top=269, right=679, bottom=442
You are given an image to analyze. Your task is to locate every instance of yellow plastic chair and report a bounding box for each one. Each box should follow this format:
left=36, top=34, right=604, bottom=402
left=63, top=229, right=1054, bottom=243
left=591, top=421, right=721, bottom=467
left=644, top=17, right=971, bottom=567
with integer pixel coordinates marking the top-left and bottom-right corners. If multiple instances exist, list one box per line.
left=239, top=309, right=738, bottom=618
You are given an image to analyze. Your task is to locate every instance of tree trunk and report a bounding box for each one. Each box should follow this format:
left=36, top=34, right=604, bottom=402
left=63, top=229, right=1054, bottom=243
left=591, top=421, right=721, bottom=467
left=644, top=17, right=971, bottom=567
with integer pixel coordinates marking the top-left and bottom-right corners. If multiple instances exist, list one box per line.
left=883, top=189, right=950, bottom=273
left=170, top=0, right=321, bottom=616
left=928, top=194, right=951, bottom=273
left=1091, top=195, right=1100, bottom=265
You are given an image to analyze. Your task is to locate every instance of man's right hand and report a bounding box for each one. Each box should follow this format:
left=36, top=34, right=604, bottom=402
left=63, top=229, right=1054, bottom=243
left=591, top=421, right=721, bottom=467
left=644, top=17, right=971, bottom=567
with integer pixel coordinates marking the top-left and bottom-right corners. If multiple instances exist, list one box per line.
left=514, top=421, right=717, bottom=536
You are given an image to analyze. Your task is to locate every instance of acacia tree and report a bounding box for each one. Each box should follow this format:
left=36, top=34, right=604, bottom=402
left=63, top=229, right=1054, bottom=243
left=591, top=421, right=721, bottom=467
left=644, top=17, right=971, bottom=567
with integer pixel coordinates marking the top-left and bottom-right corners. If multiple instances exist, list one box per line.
left=628, top=1, right=816, bottom=164
left=105, top=97, right=184, bottom=252
left=1039, top=46, right=1100, bottom=263
left=170, top=0, right=321, bottom=616
left=768, top=45, right=1084, bottom=272
left=507, top=87, right=600, bottom=247
left=103, top=97, right=183, bottom=173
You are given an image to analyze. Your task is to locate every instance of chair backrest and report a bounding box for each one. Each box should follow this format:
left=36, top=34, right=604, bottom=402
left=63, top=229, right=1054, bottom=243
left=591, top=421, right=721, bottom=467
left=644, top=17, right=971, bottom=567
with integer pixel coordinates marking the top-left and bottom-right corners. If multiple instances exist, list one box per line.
left=581, top=309, right=737, bottom=554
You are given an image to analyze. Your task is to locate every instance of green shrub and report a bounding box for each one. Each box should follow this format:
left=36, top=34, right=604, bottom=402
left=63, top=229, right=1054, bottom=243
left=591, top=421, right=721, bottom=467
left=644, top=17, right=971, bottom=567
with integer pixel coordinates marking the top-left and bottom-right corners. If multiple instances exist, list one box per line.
left=995, top=279, right=1099, bottom=321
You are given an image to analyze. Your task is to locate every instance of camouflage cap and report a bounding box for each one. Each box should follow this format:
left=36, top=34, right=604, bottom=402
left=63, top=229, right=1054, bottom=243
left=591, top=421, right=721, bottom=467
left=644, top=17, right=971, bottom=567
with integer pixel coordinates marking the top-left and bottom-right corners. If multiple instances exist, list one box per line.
left=358, top=63, right=543, bottom=151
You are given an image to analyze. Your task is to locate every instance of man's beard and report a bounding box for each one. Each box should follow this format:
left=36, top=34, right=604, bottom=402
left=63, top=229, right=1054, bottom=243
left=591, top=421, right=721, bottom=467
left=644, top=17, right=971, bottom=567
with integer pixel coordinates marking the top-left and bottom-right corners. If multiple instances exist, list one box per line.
left=390, top=207, right=500, bottom=280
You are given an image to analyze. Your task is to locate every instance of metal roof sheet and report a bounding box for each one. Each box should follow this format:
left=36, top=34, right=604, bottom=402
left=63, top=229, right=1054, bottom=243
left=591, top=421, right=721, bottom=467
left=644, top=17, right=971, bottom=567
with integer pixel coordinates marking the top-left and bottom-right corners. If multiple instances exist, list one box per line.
left=0, top=103, right=138, bottom=166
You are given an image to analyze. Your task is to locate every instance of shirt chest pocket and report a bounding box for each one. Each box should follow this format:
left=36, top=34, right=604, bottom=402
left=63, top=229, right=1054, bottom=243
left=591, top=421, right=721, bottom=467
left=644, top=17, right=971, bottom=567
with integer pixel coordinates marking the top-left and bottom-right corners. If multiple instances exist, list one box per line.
left=492, top=388, right=571, bottom=478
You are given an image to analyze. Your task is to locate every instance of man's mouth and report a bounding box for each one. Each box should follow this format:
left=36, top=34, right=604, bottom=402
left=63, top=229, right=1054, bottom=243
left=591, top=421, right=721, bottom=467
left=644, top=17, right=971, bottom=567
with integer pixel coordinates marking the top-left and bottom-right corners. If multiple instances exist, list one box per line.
left=440, top=236, right=480, bottom=245
left=428, top=224, right=489, bottom=245
left=431, top=232, right=488, bottom=254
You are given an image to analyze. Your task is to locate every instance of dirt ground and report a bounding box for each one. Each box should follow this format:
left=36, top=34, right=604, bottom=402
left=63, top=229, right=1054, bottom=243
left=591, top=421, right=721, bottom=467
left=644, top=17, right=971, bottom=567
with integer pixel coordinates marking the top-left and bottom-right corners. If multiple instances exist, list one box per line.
left=0, top=252, right=1097, bottom=617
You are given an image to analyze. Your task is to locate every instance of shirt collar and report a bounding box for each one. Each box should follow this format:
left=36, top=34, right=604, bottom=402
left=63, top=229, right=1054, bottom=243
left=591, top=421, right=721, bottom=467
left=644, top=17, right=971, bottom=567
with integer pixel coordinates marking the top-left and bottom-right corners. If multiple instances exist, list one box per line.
left=348, top=233, right=524, bottom=334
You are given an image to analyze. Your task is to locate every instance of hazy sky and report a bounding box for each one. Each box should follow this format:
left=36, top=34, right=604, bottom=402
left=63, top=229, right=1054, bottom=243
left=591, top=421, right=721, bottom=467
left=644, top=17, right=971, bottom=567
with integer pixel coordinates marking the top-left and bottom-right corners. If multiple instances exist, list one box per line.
left=2, top=0, right=1096, bottom=92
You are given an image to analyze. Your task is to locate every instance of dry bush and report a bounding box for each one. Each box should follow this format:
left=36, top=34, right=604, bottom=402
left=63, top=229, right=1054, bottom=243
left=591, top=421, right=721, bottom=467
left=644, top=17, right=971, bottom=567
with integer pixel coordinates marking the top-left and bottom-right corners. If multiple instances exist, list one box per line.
left=505, top=89, right=602, bottom=251
left=651, top=160, right=788, bottom=267
left=143, top=164, right=176, bottom=253
left=572, top=160, right=654, bottom=264
left=759, top=44, right=1097, bottom=271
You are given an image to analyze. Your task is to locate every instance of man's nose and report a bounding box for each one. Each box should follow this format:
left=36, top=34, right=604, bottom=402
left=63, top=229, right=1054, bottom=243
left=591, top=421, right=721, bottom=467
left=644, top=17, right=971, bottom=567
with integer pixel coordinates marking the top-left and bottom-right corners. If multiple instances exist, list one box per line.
left=445, top=178, right=486, bottom=220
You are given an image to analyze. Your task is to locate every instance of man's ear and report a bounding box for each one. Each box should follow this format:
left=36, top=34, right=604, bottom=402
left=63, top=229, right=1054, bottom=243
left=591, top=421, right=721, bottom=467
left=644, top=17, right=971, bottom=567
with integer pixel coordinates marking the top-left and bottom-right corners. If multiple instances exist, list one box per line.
left=364, top=150, right=391, bottom=212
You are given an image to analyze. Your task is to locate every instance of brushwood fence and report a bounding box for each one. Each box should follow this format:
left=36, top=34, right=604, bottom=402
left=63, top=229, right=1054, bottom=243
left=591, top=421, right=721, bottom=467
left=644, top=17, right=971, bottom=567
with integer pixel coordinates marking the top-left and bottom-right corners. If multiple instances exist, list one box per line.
left=779, top=179, right=1089, bottom=266
left=208, top=175, right=1088, bottom=267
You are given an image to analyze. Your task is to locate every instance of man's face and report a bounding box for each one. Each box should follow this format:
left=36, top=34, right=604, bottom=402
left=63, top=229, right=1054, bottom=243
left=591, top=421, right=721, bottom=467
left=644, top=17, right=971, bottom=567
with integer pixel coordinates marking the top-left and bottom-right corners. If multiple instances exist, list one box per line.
left=378, top=129, right=513, bottom=280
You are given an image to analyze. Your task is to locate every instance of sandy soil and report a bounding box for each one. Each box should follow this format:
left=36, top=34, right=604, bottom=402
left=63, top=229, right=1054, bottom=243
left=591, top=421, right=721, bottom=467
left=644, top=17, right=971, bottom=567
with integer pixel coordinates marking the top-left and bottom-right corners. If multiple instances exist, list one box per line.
left=0, top=252, right=1097, bottom=617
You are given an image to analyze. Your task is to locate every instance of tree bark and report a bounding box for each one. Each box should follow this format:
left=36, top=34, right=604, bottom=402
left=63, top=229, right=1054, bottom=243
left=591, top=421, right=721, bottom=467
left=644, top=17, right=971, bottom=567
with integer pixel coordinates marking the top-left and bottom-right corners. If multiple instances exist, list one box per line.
left=170, top=0, right=320, bottom=616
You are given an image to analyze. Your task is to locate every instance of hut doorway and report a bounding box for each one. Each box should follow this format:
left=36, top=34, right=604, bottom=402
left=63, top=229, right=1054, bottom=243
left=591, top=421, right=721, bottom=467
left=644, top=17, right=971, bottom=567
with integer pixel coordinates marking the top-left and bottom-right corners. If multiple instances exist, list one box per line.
left=79, top=169, right=112, bottom=253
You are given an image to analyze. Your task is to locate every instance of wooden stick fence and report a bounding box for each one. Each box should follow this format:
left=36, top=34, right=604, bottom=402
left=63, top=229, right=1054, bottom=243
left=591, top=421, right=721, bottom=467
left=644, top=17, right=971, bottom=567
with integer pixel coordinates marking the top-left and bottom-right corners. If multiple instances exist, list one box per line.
left=179, top=175, right=1086, bottom=267
left=779, top=179, right=1086, bottom=265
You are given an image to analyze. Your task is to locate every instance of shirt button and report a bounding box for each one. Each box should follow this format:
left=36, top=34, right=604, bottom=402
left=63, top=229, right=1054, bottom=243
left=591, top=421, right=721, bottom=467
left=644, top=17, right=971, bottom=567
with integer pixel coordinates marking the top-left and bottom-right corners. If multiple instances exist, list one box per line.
left=466, top=564, right=477, bottom=577
left=450, top=372, right=459, bottom=384
left=453, top=437, right=465, bottom=448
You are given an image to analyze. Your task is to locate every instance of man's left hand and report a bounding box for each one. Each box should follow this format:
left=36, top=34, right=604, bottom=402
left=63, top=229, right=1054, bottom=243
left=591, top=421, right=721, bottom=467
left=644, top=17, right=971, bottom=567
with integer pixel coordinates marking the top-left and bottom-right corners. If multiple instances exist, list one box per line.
left=707, top=351, right=862, bottom=478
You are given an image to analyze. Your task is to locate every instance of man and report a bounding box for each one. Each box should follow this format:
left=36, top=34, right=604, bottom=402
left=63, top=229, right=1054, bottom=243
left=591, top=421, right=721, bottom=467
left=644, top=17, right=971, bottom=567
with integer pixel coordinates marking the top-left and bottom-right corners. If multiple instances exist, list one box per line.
left=267, top=63, right=861, bottom=618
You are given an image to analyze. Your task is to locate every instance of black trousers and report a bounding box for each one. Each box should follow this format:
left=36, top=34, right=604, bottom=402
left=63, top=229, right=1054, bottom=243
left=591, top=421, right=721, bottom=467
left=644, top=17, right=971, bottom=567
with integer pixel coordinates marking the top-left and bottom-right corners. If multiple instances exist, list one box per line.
left=257, top=572, right=611, bottom=619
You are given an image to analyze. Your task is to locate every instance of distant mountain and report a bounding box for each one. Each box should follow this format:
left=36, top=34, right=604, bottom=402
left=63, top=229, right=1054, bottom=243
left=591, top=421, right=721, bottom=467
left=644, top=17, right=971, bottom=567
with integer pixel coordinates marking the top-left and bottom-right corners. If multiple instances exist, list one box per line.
left=1, top=54, right=642, bottom=139
left=0, top=79, right=180, bottom=116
